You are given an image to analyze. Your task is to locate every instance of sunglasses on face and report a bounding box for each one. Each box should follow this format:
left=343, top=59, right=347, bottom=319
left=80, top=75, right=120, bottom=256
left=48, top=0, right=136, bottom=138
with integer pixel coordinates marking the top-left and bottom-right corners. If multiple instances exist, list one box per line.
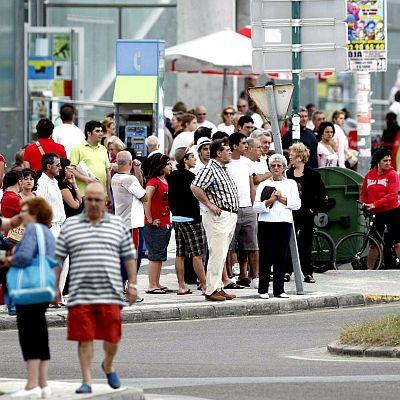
left=196, top=113, right=206, bottom=116
left=271, top=164, right=283, bottom=168
left=224, top=111, right=235, bottom=116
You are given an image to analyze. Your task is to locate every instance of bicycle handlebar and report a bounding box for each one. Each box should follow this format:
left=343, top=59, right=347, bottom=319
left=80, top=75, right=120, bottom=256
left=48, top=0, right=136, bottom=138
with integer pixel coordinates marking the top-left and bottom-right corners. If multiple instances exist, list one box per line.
left=356, top=200, right=374, bottom=218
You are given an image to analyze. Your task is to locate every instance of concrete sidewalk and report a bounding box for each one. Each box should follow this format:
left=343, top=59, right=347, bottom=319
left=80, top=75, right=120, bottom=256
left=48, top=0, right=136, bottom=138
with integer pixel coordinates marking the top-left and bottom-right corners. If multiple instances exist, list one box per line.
left=0, top=379, right=144, bottom=399
left=1, top=235, right=400, bottom=328
left=1, top=268, right=400, bottom=330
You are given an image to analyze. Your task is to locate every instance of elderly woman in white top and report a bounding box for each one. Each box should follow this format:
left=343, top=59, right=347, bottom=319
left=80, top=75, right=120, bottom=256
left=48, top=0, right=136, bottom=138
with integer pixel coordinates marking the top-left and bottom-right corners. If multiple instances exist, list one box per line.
left=253, top=154, right=301, bottom=299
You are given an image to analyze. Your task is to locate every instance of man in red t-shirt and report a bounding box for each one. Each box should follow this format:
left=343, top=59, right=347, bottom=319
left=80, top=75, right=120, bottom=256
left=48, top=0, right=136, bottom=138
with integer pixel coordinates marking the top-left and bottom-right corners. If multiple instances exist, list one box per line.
left=23, top=119, right=67, bottom=171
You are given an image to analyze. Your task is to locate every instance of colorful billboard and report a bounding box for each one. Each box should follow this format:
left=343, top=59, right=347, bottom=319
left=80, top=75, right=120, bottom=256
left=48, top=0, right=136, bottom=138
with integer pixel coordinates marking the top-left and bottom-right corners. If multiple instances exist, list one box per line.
left=347, top=0, right=387, bottom=72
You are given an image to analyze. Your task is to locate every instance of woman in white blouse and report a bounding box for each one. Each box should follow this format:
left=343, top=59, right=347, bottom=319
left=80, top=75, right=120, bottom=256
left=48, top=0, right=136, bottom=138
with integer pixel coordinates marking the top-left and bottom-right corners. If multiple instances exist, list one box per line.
left=317, top=122, right=339, bottom=167
left=216, top=106, right=236, bottom=136
left=253, top=154, right=301, bottom=299
left=332, top=110, right=349, bottom=168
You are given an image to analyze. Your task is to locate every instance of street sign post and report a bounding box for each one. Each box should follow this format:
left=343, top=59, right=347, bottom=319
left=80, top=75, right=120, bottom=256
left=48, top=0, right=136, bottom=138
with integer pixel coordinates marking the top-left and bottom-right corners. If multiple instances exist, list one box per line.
left=251, top=0, right=348, bottom=114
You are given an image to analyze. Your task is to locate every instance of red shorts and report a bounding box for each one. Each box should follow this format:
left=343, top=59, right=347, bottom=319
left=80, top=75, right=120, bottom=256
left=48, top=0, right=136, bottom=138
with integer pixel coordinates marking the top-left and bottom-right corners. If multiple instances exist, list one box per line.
left=67, top=304, right=122, bottom=343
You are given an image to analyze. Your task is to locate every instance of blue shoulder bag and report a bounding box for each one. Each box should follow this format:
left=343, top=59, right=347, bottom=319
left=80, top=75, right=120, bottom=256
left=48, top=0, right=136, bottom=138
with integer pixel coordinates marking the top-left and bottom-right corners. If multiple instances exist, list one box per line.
left=7, top=224, right=58, bottom=305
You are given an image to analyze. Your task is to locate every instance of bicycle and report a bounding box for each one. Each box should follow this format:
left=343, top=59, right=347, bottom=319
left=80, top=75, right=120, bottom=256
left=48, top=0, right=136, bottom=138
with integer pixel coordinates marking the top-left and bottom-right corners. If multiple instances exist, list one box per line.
left=335, top=201, right=399, bottom=270
left=311, top=226, right=336, bottom=273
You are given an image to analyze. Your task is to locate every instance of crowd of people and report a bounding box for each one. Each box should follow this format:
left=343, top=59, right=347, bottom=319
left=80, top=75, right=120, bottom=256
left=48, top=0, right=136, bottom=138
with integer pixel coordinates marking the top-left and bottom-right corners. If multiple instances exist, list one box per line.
left=0, top=97, right=399, bottom=397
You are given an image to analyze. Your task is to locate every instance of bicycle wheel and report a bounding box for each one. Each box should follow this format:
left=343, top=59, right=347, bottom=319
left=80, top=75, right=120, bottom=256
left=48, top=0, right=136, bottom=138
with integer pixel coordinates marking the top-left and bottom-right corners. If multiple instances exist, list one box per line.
left=335, top=233, right=383, bottom=270
left=311, top=230, right=336, bottom=273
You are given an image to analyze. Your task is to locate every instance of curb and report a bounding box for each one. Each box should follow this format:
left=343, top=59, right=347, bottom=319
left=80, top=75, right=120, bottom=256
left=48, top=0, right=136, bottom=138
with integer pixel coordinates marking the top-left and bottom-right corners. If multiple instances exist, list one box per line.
left=327, top=340, right=400, bottom=358
left=1, top=293, right=399, bottom=331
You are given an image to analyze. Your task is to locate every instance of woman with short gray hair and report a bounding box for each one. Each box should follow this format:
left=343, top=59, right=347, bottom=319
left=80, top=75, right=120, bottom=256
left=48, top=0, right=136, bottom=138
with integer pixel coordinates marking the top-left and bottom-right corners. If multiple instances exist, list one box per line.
left=253, top=153, right=301, bottom=299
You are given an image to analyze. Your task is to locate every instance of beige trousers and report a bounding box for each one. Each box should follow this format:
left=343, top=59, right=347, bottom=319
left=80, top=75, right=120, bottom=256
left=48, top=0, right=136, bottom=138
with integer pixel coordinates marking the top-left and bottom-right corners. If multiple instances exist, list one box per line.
left=202, top=210, right=237, bottom=295
left=50, top=223, right=68, bottom=294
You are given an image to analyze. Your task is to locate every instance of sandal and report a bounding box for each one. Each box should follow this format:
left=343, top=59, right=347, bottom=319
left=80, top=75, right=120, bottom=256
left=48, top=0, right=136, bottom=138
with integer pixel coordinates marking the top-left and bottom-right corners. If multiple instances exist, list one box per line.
left=177, top=289, right=193, bottom=295
left=224, top=282, right=245, bottom=289
left=145, top=288, right=167, bottom=294
left=304, top=275, right=316, bottom=283
left=158, top=286, right=173, bottom=293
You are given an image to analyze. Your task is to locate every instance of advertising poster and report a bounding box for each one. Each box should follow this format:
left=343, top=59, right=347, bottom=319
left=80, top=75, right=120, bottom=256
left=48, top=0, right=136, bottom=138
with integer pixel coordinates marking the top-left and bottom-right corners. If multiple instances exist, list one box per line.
left=28, top=56, right=53, bottom=80
left=53, top=35, right=70, bottom=61
left=347, top=0, right=387, bottom=72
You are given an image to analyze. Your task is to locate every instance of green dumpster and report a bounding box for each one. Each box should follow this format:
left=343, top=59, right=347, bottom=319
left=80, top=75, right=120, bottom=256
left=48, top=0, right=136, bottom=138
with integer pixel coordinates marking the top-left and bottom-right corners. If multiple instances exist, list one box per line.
left=316, top=167, right=364, bottom=245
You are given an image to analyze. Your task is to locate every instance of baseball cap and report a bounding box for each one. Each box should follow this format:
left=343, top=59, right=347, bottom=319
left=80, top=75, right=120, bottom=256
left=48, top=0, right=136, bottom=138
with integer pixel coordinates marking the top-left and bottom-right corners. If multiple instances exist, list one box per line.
left=174, top=147, right=194, bottom=163
left=196, top=137, right=212, bottom=152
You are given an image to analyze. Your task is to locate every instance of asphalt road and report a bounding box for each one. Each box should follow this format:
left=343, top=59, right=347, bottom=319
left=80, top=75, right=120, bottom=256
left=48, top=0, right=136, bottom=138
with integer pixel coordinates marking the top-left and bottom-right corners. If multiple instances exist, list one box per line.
left=1, top=303, right=400, bottom=400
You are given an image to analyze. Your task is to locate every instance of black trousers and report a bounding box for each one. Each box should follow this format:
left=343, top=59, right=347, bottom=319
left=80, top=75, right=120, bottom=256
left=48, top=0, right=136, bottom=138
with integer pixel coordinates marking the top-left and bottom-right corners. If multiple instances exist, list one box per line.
left=286, top=214, right=314, bottom=277
left=16, top=303, right=50, bottom=361
left=258, top=221, right=292, bottom=296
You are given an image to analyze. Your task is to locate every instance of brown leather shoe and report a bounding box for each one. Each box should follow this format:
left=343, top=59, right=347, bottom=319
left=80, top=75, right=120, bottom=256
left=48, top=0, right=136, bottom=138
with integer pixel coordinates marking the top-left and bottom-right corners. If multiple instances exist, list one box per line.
left=205, top=290, right=226, bottom=301
left=219, top=289, right=236, bottom=300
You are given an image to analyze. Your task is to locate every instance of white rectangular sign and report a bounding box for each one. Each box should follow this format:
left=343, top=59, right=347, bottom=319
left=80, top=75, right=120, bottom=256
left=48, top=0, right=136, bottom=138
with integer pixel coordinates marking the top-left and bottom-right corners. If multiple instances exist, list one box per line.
left=251, top=0, right=347, bottom=21
left=252, top=23, right=347, bottom=48
left=252, top=47, right=348, bottom=73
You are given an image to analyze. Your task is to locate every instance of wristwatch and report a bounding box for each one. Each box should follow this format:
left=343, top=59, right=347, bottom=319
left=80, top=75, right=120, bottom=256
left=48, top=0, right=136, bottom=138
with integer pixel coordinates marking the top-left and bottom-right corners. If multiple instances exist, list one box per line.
left=127, top=283, right=137, bottom=289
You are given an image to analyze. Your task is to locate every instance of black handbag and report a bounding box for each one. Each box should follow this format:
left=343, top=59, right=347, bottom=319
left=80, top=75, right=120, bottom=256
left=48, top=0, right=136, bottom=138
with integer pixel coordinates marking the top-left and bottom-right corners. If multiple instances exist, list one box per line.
left=260, top=185, right=276, bottom=207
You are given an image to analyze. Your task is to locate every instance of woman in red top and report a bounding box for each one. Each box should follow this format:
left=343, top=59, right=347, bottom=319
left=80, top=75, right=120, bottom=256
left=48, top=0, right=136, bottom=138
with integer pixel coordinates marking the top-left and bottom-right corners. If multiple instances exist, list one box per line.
left=143, top=153, right=173, bottom=294
left=360, top=148, right=400, bottom=266
left=1, top=170, right=23, bottom=226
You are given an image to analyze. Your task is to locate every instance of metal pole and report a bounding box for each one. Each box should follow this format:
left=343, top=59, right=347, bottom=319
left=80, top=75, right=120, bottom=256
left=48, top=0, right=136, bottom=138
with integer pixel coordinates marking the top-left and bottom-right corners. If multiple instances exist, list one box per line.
left=221, top=68, right=228, bottom=110
left=356, top=72, right=372, bottom=177
left=265, top=84, right=304, bottom=295
left=291, top=0, right=301, bottom=115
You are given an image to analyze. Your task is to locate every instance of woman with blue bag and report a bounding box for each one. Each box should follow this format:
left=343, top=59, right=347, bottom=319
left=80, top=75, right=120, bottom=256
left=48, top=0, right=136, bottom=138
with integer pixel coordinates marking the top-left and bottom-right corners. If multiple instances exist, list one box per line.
left=3, top=197, right=61, bottom=399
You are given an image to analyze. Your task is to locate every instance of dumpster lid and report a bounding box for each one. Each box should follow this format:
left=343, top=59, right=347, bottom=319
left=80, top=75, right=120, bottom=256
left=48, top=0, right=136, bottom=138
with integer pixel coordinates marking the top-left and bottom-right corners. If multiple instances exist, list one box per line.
left=318, top=167, right=364, bottom=185
left=113, top=75, right=157, bottom=104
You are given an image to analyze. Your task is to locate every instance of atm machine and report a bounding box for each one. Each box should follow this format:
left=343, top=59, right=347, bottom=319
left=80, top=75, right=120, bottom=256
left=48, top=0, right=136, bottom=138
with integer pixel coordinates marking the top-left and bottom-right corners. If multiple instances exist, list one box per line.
left=113, top=40, right=165, bottom=160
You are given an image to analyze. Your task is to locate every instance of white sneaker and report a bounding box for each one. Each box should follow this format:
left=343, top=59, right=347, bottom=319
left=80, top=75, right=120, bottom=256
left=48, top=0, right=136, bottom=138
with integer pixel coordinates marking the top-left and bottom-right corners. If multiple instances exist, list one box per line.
left=232, top=263, right=240, bottom=276
left=11, top=387, right=41, bottom=398
left=259, top=293, right=269, bottom=299
left=250, top=278, right=259, bottom=289
left=41, top=386, right=52, bottom=399
left=275, top=293, right=289, bottom=298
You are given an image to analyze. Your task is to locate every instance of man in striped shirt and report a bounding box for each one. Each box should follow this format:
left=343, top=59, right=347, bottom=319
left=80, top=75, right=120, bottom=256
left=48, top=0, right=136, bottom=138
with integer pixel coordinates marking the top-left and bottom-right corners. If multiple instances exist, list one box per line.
left=55, top=182, right=137, bottom=395
left=191, top=139, right=239, bottom=302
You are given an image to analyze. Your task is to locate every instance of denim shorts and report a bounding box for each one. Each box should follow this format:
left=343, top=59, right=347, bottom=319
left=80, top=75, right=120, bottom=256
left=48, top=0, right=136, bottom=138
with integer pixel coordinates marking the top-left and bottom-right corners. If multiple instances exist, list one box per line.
left=143, top=225, right=172, bottom=261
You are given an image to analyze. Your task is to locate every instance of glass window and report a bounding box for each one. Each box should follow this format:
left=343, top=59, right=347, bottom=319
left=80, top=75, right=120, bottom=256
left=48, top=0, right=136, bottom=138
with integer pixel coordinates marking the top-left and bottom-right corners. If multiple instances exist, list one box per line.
left=47, top=2, right=177, bottom=105
left=0, top=1, right=17, bottom=107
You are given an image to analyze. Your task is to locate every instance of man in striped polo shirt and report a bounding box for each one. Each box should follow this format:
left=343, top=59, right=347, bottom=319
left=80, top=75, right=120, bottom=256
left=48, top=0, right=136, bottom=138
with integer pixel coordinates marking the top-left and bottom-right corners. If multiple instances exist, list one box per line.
left=191, top=138, right=239, bottom=302
left=55, top=182, right=137, bottom=395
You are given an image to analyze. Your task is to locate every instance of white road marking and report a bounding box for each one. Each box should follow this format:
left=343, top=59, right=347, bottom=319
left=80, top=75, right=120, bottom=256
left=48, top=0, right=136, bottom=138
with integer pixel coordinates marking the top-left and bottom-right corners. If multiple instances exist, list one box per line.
left=283, top=347, right=400, bottom=363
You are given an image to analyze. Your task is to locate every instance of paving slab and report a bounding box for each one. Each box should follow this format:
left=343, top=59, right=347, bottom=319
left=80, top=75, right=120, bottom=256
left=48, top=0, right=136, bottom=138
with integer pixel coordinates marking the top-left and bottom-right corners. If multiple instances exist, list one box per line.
left=0, top=379, right=144, bottom=399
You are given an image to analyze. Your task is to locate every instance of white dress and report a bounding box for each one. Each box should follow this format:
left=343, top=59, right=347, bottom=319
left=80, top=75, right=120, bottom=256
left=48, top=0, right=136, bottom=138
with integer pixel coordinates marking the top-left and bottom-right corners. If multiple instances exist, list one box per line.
left=216, top=123, right=235, bottom=136
left=333, top=124, right=348, bottom=168
left=317, top=143, right=339, bottom=167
